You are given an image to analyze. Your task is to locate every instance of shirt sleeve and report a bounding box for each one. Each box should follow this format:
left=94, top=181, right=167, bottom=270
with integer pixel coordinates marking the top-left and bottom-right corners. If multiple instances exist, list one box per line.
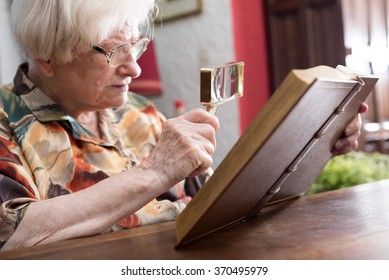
left=0, top=176, right=32, bottom=249
left=0, top=155, right=38, bottom=249
left=0, top=113, right=38, bottom=249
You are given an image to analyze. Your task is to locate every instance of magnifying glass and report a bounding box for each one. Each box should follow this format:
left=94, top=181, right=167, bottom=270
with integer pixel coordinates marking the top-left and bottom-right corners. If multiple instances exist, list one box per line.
left=200, top=61, right=244, bottom=114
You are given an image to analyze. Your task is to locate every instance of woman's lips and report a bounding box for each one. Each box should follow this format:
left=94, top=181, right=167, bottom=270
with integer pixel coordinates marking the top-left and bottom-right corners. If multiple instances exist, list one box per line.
left=110, top=84, right=129, bottom=91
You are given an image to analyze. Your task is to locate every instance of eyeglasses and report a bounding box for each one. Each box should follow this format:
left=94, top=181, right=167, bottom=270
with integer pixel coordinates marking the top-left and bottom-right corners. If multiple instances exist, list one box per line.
left=92, top=37, right=150, bottom=67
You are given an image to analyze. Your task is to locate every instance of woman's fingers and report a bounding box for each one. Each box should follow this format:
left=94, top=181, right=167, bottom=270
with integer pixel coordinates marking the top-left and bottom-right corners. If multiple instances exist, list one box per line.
left=333, top=113, right=362, bottom=156
left=140, top=108, right=219, bottom=187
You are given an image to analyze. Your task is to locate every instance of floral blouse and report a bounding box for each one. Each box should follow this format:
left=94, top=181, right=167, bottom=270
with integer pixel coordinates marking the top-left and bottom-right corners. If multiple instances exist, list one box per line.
left=0, top=63, right=206, bottom=249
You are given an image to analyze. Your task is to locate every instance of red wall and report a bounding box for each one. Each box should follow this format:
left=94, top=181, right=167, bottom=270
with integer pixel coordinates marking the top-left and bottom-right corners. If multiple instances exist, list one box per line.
left=231, top=0, right=271, bottom=133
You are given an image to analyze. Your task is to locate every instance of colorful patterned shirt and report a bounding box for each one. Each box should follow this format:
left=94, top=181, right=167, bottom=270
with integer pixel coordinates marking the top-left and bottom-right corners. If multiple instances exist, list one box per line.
left=0, top=63, right=207, bottom=249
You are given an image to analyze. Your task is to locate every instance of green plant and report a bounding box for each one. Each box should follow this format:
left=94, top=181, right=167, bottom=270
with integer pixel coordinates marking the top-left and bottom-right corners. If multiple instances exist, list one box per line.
left=306, top=151, right=389, bottom=195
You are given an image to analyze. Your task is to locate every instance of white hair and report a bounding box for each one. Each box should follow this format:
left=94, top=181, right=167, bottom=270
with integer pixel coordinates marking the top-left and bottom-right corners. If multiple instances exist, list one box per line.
left=11, top=0, right=156, bottom=64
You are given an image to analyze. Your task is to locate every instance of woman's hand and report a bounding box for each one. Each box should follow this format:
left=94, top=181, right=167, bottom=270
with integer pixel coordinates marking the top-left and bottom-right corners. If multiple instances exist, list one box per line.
left=333, top=103, right=368, bottom=156
left=140, top=108, right=220, bottom=188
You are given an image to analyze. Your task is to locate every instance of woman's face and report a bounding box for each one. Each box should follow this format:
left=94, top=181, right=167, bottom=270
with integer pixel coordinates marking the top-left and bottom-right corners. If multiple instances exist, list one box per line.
left=47, top=31, right=142, bottom=116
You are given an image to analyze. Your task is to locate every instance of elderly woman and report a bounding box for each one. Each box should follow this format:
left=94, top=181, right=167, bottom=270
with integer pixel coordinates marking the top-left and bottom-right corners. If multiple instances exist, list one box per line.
left=0, top=0, right=364, bottom=251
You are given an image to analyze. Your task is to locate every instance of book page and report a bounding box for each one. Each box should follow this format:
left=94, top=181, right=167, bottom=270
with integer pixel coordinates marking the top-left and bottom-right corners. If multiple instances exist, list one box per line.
left=294, top=65, right=354, bottom=84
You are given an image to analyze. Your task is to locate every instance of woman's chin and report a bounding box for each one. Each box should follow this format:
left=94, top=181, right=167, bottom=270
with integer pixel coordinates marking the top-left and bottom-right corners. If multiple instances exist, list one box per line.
left=104, top=91, right=128, bottom=108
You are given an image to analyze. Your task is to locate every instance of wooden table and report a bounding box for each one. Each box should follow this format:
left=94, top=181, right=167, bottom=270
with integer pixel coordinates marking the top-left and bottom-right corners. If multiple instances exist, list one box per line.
left=1, top=179, right=389, bottom=260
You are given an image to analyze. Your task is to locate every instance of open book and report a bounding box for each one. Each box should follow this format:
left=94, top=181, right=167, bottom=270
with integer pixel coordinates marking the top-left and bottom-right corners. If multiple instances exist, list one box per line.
left=175, top=65, right=379, bottom=248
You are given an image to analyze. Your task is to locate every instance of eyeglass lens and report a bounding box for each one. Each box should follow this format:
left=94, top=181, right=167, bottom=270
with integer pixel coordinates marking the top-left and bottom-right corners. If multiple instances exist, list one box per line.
left=109, top=38, right=149, bottom=67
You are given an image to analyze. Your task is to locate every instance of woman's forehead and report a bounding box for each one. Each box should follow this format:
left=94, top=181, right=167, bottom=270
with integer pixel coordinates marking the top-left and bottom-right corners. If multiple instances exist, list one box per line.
left=100, top=31, right=136, bottom=45
left=100, top=22, right=141, bottom=43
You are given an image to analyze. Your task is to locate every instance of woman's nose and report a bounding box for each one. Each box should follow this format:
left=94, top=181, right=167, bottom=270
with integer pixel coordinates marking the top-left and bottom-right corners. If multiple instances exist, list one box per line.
left=117, top=55, right=142, bottom=78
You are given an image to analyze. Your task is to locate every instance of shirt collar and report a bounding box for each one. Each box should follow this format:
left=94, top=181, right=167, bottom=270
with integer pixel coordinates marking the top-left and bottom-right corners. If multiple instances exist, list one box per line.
left=14, top=63, right=70, bottom=123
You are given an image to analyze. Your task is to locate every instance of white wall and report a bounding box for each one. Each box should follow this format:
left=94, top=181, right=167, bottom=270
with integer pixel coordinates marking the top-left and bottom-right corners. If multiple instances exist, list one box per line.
left=0, top=0, right=240, bottom=168
left=152, top=0, right=240, bottom=168
left=0, top=0, right=23, bottom=84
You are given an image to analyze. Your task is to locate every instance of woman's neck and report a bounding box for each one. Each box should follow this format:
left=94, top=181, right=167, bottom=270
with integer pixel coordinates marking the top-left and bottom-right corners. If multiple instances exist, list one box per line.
left=78, top=111, right=101, bottom=138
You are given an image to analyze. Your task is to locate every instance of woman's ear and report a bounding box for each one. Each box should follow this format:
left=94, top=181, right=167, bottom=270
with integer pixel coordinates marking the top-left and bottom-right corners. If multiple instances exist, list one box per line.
left=34, top=59, right=54, bottom=77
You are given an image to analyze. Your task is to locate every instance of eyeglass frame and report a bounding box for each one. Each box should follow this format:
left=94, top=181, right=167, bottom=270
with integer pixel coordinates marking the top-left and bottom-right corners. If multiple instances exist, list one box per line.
left=91, top=37, right=150, bottom=67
